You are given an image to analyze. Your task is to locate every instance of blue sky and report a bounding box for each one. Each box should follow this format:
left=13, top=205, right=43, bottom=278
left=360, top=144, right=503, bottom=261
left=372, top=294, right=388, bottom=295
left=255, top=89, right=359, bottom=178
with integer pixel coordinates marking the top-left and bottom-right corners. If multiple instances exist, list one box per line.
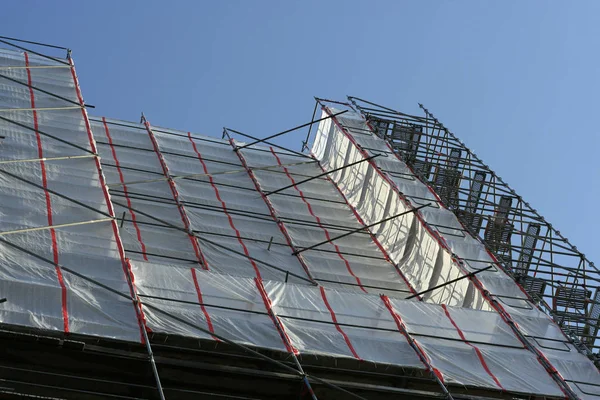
left=4, top=1, right=600, bottom=263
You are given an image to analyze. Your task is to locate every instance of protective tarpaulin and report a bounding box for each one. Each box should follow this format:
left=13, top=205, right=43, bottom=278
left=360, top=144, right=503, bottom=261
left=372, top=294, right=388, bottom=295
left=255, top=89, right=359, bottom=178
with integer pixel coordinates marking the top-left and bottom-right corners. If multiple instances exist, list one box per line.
left=264, top=281, right=424, bottom=367
left=0, top=49, right=141, bottom=341
left=509, top=305, right=600, bottom=399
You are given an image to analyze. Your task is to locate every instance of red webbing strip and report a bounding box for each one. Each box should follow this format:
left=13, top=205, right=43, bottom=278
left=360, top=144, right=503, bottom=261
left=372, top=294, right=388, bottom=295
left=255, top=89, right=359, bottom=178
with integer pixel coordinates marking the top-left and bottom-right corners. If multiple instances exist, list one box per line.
left=25, top=52, right=69, bottom=333
left=144, top=121, right=208, bottom=269
left=381, top=295, right=445, bottom=384
left=188, top=133, right=261, bottom=279
left=102, top=118, right=148, bottom=261
left=190, top=268, right=218, bottom=340
left=231, top=140, right=315, bottom=281
left=270, top=148, right=366, bottom=293
left=69, top=59, right=146, bottom=342
left=255, top=278, right=299, bottom=355
left=441, top=304, right=505, bottom=391
left=319, top=286, right=361, bottom=360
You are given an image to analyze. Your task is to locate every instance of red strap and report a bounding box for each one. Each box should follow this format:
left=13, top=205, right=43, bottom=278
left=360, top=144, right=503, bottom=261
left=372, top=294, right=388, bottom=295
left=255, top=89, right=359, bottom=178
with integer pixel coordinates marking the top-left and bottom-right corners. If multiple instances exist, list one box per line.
left=102, top=118, right=148, bottom=260
left=441, top=304, right=505, bottom=391
left=144, top=122, right=208, bottom=269
left=319, top=286, right=361, bottom=360
left=69, top=58, right=146, bottom=343
left=190, top=268, right=218, bottom=340
left=25, top=52, right=69, bottom=333
left=255, top=278, right=298, bottom=355
left=381, top=295, right=445, bottom=384
left=188, top=133, right=261, bottom=280
left=270, top=148, right=366, bottom=292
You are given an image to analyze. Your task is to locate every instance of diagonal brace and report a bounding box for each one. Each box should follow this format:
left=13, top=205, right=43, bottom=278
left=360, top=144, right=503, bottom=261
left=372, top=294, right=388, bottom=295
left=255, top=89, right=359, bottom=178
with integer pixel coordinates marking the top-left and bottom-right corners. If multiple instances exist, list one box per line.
left=293, top=203, right=431, bottom=255
left=406, top=264, right=494, bottom=299
left=265, top=155, right=379, bottom=197
left=235, top=110, right=347, bottom=151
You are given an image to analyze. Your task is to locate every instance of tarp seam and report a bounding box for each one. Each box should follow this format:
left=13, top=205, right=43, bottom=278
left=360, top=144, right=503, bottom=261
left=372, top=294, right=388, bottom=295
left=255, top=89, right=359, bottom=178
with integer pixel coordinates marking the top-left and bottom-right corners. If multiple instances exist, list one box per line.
left=381, top=295, right=446, bottom=385
left=319, top=286, right=361, bottom=360
left=144, top=120, right=208, bottom=269
left=441, top=304, right=505, bottom=391
left=101, top=117, right=149, bottom=261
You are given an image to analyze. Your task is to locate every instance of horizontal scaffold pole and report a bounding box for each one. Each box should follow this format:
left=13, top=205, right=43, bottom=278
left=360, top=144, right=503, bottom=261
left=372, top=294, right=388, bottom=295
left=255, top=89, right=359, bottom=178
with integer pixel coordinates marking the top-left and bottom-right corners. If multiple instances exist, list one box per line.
left=0, top=38, right=70, bottom=66
left=0, top=218, right=112, bottom=236
left=0, top=114, right=95, bottom=155
left=0, top=154, right=96, bottom=165
left=0, top=72, right=94, bottom=108
left=107, top=159, right=317, bottom=189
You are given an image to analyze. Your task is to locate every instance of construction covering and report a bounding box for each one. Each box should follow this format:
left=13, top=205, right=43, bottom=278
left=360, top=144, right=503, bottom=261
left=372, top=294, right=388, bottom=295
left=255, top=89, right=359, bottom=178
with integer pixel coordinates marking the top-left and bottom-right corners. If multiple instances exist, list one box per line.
left=0, top=48, right=142, bottom=341
left=312, top=106, right=600, bottom=399
left=0, top=44, right=598, bottom=399
left=87, top=118, right=569, bottom=397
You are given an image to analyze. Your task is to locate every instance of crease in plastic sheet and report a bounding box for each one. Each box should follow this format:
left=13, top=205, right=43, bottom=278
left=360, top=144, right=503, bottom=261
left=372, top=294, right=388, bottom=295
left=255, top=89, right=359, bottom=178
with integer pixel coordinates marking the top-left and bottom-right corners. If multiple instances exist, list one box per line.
left=0, top=50, right=140, bottom=341
left=135, top=265, right=289, bottom=351
left=320, top=110, right=531, bottom=302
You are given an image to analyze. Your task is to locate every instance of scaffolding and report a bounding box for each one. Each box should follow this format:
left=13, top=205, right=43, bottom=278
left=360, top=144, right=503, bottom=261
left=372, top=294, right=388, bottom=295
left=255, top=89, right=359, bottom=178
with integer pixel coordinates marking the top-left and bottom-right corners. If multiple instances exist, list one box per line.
left=0, top=36, right=598, bottom=400
left=343, top=96, right=600, bottom=354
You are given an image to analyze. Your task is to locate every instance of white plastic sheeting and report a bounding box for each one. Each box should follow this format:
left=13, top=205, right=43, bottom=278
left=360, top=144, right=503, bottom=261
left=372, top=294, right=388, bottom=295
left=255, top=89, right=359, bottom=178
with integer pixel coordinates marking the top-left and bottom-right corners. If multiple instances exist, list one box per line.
left=89, top=116, right=568, bottom=397
left=0, top=49, right=141, bottom=341
left=312, top=107, right=600, bottom=398
left=315, top=110, right=531, bottom=305
left=387, top=298, right=563, bottom=395
left=312, top=112, right=487, bottom=309
left=510, top=305, right=600, bottom=399
left=240, top=145, right=413, bottom=299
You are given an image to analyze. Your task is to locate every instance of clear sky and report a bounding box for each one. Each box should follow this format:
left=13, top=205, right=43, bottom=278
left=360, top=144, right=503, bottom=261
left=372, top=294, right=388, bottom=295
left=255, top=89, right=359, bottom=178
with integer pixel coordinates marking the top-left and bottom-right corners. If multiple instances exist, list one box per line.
left=4, top=1, right=600, bottom=264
